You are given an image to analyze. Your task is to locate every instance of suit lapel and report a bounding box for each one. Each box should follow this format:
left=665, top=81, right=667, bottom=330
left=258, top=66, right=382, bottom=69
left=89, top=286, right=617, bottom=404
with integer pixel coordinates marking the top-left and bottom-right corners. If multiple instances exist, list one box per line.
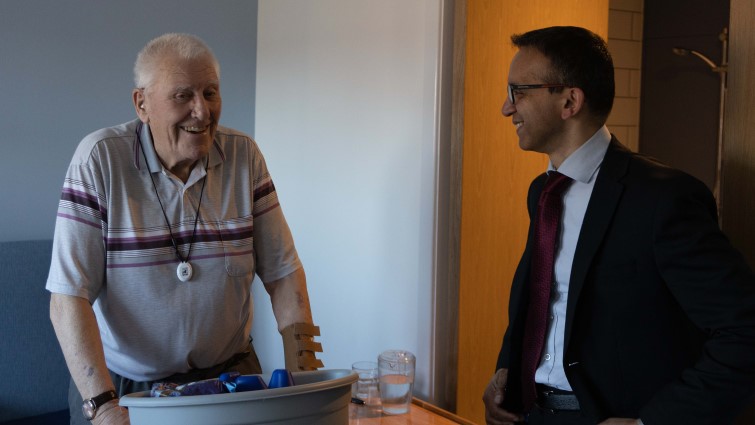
left=564, top=137, right=631, bottom=352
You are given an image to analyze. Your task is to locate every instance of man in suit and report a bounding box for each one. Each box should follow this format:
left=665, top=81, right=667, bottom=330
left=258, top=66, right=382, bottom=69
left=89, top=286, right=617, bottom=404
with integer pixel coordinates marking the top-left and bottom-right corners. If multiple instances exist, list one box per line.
left=482, top=26, right=755, bottom=425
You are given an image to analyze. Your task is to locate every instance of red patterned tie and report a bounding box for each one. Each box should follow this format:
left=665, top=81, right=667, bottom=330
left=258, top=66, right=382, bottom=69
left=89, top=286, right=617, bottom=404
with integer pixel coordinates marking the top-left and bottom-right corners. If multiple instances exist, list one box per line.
left=521, top=171, right=573, bottom=411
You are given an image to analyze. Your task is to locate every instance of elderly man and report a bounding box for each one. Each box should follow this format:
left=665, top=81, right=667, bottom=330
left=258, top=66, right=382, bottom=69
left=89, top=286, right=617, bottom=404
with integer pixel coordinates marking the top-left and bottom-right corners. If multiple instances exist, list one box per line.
left=48, top=33, right=322, bottom=424
left=483, top=26, right=755, bottom=425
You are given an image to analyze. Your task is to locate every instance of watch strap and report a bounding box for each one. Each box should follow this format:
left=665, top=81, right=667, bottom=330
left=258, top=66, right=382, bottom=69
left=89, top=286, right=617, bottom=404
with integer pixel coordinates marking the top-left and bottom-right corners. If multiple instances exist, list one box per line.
left=83, top=390, right=118, bottom=420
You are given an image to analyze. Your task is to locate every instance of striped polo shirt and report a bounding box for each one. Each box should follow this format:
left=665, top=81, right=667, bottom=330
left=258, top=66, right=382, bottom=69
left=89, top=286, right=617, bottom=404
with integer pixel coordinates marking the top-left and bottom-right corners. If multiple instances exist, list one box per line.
left=46, top=119, right=302, bottom=381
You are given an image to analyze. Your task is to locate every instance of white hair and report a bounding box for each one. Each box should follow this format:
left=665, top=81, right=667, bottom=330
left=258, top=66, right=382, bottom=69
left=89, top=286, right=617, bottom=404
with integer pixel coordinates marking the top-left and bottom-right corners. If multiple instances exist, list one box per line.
left=133, top=33, right=220, bottom=89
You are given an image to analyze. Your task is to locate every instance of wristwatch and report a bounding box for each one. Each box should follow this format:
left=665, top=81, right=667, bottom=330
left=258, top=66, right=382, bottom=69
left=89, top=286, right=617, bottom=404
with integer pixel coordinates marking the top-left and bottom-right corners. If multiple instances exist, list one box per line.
left=82, top=390, right=118, bottom=420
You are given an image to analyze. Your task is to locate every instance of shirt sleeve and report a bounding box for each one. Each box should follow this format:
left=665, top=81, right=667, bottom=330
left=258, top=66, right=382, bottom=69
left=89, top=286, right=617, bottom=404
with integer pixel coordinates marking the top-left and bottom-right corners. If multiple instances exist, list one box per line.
left=46, top=155, right=107, bottom=302
left=247, top=141, right=302, bottom=284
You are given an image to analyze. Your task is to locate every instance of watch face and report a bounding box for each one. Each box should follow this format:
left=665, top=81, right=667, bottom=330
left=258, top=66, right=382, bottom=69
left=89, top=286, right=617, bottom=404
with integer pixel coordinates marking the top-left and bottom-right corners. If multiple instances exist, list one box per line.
left=82, top=399, right=96, bottom=420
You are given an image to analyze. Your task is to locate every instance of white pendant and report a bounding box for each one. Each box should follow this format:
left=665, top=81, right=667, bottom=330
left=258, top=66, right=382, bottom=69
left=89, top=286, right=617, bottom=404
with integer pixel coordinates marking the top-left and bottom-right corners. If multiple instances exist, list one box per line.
left=177, top=261, right=193, bottom=282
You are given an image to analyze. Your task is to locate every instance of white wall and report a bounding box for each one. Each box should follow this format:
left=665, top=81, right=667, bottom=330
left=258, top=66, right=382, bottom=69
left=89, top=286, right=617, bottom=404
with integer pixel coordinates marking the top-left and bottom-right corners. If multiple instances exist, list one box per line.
left=253, top=0, right=443, bottom=399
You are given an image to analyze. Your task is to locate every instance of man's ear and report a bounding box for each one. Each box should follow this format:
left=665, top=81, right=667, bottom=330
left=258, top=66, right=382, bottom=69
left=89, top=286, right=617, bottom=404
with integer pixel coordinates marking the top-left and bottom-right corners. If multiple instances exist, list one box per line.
left=561, top=87, right=586, bottom=120
left=133, top=89, right=148, bottom=123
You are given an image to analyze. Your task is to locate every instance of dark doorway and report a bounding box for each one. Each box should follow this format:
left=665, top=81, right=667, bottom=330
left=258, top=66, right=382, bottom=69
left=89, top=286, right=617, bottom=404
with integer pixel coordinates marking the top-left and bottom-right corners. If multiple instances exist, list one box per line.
left=639, top=0, right=729, bottom=192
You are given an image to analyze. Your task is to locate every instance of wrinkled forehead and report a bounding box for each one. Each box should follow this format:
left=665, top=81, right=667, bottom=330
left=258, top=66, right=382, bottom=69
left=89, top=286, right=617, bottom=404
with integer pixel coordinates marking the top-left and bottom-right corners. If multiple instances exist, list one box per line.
left=152, top=54, right=220, bottom=88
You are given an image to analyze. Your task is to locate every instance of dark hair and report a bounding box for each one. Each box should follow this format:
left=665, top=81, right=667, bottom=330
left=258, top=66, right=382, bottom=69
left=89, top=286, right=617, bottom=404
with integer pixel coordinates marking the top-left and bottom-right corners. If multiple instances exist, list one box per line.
left=511, top=26, right=614, bottom=119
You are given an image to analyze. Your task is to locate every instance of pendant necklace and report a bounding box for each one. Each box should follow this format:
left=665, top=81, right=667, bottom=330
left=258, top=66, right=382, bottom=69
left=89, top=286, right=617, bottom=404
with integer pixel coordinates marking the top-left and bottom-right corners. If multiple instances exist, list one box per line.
left=140, top=131, right=208, bottom=282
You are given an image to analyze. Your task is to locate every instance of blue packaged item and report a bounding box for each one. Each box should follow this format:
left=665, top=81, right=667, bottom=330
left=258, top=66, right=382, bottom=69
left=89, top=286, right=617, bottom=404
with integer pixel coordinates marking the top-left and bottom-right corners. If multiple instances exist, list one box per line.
left=235, top=375, right=268, bottom=392
left=218, top=371, right=240, bottom=383
left=218, top=371, right=268, bottom=393
left=150, top=370, right=289, bottom=397
left=150, top=379, right=226, bottom=397
left=179, top=379, right=226, bottom=396
left=219, top=371, right=241, bottom=393
left=150, top=382, right=182, bottom=397
left=268, top=369, right=295, bottom=389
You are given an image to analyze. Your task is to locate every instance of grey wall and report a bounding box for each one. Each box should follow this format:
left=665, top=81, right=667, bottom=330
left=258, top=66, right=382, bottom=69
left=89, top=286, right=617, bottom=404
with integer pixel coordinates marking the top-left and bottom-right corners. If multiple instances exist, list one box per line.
left=639, top=0, right=729, bottom=190
left=0, top=0, right=258, bottom=242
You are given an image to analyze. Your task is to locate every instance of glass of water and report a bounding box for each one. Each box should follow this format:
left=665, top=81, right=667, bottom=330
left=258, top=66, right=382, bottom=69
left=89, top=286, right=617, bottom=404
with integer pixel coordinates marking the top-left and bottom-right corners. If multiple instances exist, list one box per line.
left=378, top=350, right=415, bottom=415
left=351, top=361, right=381, bottom=408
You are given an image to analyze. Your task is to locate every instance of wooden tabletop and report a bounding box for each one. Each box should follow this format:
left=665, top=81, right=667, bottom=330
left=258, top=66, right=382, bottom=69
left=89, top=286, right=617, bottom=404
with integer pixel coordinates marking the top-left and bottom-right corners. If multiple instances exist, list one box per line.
left=349, top=398, right=477, bottom=425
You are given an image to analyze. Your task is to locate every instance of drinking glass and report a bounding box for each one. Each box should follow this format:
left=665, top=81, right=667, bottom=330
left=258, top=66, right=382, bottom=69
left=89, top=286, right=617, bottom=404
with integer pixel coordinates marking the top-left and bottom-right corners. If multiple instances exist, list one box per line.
left=352, top=361, right=381, bottom=408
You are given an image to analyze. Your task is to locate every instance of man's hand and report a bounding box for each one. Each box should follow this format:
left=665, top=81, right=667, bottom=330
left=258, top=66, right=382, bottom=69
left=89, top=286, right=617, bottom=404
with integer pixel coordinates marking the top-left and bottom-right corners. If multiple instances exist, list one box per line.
left=92, top=399, right=130, bottom=425
left=483, top=368, right=524, bottom=425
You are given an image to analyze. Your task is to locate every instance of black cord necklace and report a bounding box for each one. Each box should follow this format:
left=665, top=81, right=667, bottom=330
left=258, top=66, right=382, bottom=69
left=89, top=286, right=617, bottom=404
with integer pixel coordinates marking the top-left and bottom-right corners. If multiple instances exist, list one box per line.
left=138, top=124, right=208, bottom=282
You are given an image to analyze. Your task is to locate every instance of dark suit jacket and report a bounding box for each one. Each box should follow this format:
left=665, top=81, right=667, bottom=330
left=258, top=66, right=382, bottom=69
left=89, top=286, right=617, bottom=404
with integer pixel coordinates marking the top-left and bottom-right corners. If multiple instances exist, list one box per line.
left=497, top=138, right=755, bottom=424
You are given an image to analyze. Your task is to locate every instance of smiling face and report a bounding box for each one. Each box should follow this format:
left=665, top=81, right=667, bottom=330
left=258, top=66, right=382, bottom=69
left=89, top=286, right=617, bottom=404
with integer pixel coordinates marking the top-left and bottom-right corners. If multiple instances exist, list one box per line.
left=501, top=47, right=566, bottom=156
left=134, top=53, right=221, bottom=180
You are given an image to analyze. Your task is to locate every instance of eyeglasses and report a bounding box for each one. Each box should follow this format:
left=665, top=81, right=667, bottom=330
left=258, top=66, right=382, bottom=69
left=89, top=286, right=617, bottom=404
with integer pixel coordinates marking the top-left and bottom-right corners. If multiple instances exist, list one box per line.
left=507, top=83, right=566, bottom=104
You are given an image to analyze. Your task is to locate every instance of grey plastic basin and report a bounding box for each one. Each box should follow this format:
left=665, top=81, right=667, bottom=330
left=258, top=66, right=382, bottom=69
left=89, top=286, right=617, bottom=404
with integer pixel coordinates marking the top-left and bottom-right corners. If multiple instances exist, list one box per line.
left=120, top=369, right=357, bottom=425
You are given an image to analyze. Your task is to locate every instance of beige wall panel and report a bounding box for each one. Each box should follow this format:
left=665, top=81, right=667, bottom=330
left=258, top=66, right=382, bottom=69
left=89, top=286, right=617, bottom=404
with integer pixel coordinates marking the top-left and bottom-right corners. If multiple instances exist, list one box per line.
left=456, top=1, right=608, bottom=422
left=722, top=0, right=755, bottom=267
left=723, top=4, right=755, bottom=423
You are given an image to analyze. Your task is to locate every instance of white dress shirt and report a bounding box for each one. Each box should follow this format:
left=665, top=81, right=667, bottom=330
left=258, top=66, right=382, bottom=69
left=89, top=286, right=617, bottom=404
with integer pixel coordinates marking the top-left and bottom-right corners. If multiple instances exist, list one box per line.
left=534, top=126, right=612, bottom=391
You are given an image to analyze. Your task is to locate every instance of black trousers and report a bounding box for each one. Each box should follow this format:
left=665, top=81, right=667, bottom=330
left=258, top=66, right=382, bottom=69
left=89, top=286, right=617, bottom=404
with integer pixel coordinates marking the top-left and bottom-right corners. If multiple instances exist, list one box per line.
left=527, top=407, right=593, bottom=425
left=68, top=343, right=262, bottom=425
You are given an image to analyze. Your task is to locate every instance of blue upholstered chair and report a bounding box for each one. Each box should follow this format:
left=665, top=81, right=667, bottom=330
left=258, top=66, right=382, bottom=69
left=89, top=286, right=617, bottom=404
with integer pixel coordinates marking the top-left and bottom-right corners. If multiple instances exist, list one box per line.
left=0, top=240, right=69, bottom=424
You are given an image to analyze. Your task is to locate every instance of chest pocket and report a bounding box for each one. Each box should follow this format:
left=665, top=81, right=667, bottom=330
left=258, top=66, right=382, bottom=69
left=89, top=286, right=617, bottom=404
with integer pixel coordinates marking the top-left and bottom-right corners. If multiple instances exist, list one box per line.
left=217, top=222, right=255, bottom=277
left=223, top=242, right=255, bottom=277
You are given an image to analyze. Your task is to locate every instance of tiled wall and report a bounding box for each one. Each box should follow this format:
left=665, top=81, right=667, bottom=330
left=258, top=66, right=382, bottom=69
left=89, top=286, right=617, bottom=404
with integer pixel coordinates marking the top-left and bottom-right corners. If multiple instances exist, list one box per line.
left=607, top=0, right=643, bottom=152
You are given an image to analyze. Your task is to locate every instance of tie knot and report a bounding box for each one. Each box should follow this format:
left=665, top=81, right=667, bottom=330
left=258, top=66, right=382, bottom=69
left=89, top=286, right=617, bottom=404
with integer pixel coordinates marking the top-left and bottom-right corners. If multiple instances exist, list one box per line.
left=543, top=171, right=573, bottom=195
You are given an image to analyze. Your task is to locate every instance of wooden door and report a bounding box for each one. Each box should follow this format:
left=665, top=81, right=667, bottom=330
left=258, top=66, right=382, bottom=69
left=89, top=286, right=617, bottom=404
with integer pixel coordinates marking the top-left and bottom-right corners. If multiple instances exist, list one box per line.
left=455, top=1, right=608, bottom=422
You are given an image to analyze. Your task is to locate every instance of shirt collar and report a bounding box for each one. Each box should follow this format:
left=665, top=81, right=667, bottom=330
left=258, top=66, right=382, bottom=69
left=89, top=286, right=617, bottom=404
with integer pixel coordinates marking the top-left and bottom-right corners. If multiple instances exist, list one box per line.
left=547, top=125, right=611, bottom=183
